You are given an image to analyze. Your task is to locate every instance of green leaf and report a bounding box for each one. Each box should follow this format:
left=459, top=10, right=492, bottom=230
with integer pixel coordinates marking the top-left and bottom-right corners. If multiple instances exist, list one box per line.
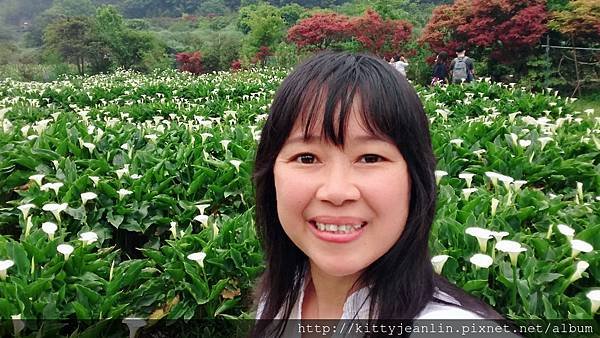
left=76, top=284, right=101, bottom=304
left=462, top=279, right=487, bottom=292
left=72, top=301, right=91, bottom=319
left=107, top=211, right=124, bottom=228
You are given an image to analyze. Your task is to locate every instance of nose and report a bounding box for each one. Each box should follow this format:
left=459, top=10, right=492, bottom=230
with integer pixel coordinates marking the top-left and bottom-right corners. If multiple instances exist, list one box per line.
left=315, top=163, right=360, bottom=206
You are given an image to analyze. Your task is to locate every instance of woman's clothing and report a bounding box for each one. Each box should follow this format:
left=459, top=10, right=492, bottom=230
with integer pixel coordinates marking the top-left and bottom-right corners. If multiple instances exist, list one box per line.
left=394, top=60, right=409, bottom=76
left=256, top=273, right=483, bottom=321
left=431, top=63, right=448, bottom=85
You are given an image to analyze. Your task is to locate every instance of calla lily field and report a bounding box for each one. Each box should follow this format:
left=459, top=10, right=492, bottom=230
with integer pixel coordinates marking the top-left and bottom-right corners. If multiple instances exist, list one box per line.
left=0, top=68, right=598, bottom=336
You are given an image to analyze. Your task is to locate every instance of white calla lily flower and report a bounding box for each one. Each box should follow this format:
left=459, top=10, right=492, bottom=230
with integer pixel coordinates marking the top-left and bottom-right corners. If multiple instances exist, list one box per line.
left=569, top=261, right=590, bottom=283
left=40, top=182, right=63, bottom=196
left=571, top=239, right=593, bottom=258
left=79, top=231, right=98, bottom=245
left=220, top=139, right=231, bottom=152
left=470, top=253, right=493, bottom=269
left=118, top=189, right=133, bottom=200
left=431, top=255, right=450, bottom=274
left=194, top=214, right=209, bottom=226
left=491, top=231, right=509, bottom=242
left=195, top=204, right=210, bottom=215
left=89, top=176, right=100, bottom=187
left=187, top=252, right=207, bottom=268
left=538, top=137, right=553, bottom=151
left=587, top=290, right=600, bottom=313
left=449, top=138, right=464, bottom=147
left=491, top=198, right=500, bottom=216
left=512, top=180, right=527, bottom=191
left=485, top=171, right=501, bottom=187
left=42, top=203, right=68, bottom=223
left=462, top=188, right=477, bottom=200
left=81, top=192, right=98, bottom=205
left=0, top=260, right=15, bottom=280
left=17, top=203, right=36, bottom=219
left=495, top=240, right=527, bottom=266
left=122, top=318, right=147, bottom=338
left=458, top=172, right=475, bottom=188
left=466, top=227, right=494, bottom=252
left=29, top=174, right=45, bottom=186
left=434, top=170, right=447, bottom=185
left=57, top=244, right=74, bottom=260
left=557, top=224, right=575, bottom=241
left=200, top=133, right=213, bottom=143
left=115, top=164, right=130, bottom=179
left=42, top=222, right=58, bottom=240
left=229, top=160, right=243, bottom=173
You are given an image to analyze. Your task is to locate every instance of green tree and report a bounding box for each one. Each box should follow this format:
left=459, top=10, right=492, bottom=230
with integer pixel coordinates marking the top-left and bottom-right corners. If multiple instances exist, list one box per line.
left=201, top=30, right=243, bottom=71
left=49, top=0, right=95, bottom=17
left=240, top=2, right=285, bottom=59
left=43, top=16, right=96, bottom=74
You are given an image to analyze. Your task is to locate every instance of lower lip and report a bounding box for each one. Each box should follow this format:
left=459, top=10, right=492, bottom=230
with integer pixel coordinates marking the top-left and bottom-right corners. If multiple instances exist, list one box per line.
left=308, top=222, right=366, bottom=243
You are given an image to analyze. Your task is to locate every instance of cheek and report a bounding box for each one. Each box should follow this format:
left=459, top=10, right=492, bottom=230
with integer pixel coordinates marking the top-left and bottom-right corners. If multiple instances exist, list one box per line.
left=273, top=165, right=313, bottom=220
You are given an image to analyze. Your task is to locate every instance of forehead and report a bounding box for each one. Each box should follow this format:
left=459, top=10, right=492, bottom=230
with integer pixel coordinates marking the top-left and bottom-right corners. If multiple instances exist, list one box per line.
left=286, top=96, right=395, bottom=147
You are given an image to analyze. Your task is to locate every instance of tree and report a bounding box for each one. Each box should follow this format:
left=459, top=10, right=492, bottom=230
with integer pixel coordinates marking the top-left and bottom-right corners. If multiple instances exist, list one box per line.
left=287, top=10, right=412, bottom=57
left=43, top=16, right=96, bottom=74
left=550, top=0, right=600, bottom=41
left=240, top=3, right=285, bottom=59
left=350, top=10, right=412, bottom=57
left=176, top=51, right=203, bottom=74
left=287, top=12, right=353, bottom=50
left=419, top=0, right=548, bottom=75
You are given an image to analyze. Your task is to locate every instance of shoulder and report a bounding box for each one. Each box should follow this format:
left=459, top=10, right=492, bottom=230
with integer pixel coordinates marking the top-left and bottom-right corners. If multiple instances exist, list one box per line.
left=416, top=289, right=483, bottom=319
left=416, top=302, right=483, bottom=319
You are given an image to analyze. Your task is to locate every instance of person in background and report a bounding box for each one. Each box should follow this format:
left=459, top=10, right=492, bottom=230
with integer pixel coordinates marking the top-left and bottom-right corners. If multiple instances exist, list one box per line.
left=431, top=51, right=449, bottom=85
left=450, top=46, right=475, bottom=83
left=393, top=55, right=409, bottom=77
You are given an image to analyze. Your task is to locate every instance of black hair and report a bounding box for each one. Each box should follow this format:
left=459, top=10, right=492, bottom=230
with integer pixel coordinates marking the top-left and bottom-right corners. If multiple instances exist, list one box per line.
left=456, top=46, right=466, bottom=53
left=251, top=52, right=501, bottom=337
left=437, top=51, right=448, bottom=63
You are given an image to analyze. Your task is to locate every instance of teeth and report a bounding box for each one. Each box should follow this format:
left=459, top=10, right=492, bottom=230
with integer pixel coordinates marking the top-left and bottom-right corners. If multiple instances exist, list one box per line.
left=315, top=222, right=364, bottom=234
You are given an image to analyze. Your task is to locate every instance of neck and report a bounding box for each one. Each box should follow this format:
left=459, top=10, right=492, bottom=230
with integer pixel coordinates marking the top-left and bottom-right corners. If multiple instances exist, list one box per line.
left=302, top=261, right=362, bottom=319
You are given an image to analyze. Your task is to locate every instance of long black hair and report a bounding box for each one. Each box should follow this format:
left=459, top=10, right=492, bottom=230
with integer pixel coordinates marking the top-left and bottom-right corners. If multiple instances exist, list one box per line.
left=251, top=52, right=500, bottom=337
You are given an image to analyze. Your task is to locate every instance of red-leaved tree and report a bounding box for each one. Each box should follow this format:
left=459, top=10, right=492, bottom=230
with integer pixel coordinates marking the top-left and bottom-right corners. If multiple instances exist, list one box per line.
left=419, top=0, right=548, bottom=64
left=287, top=13, right=354, bottom=50
left=287, top=10, right=412, bottom=57
left=230, top=59, right=242, bottom=71
left=175, top=51, right=203, bottom=75
left=351, top=10, right=412, bottom=57
left=252, top=46, right=272, bottom=65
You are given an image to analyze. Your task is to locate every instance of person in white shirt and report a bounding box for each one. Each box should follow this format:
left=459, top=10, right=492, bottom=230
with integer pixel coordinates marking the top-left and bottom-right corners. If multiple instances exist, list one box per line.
left=250, top=52, right=510, bottom=338
left=393, top=55, right=409, bottom=77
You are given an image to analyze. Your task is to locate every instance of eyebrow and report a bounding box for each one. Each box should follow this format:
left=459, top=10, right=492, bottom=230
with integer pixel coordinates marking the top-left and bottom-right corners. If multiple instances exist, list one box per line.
left=284, top=134, right=391, bottom=145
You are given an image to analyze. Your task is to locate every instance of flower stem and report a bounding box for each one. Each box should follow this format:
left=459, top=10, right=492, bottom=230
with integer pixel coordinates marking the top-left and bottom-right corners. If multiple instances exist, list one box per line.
left=512, top=264, right=517, bottom=306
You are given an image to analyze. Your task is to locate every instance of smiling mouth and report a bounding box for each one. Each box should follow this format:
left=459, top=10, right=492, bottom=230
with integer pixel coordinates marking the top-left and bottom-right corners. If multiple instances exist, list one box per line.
left=309, top=221, right=367, bottom=234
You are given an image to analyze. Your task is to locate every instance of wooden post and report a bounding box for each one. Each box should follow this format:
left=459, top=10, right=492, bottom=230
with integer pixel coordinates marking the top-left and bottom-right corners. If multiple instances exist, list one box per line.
left=571, top=35, right=581, bottom=97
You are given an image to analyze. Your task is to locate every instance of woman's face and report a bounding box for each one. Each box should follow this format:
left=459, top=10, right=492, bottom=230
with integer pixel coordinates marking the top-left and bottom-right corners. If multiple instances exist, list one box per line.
left=273, top=106, right=412, bottom=279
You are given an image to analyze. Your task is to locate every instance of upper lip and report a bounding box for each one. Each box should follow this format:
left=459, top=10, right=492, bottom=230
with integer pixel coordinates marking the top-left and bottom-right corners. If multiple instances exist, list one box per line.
left=309, top=216, right=366, bottom=225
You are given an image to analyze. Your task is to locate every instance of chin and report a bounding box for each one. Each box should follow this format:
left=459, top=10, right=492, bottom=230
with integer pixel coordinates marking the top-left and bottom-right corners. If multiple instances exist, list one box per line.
left=312, top=259, right=366, bottom=278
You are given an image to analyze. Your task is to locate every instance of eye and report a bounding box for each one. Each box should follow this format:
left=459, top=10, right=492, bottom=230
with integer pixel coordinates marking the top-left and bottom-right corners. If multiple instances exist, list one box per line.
left=360, top=154, right=383, bottom=163
left=294, top=153, right=317, bottom=164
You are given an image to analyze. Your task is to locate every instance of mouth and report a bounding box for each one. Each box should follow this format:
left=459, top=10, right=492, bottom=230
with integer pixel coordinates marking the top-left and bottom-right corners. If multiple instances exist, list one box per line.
left=309, top=221, right=367, bottom=234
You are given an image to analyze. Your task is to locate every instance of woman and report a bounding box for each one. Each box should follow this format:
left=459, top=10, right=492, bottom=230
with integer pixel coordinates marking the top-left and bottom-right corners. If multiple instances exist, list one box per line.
left=251, top=52, right=504, bottom=337
left=431, top=52, right=448, bottom=85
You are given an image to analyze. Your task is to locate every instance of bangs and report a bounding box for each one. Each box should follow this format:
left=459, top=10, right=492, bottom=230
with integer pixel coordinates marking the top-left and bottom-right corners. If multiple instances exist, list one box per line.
left=292, top=59, right=400, bottom=147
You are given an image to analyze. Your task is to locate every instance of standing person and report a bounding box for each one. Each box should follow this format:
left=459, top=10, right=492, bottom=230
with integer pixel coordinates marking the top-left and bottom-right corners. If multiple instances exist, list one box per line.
left=450, top=46, right=474, bottom=83
left=393, top=55, right=409, bottom=77
left=250, top=52, right=509, bottom=337
left=431, top=51, right=449, bottom=85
